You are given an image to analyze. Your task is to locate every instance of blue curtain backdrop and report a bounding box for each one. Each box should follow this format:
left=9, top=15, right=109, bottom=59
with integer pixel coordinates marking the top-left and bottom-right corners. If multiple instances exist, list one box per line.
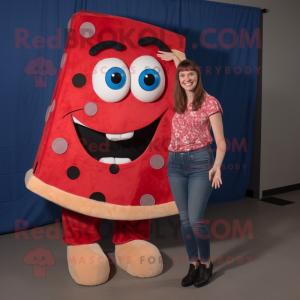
left=0, top=0, right=260, bottom=234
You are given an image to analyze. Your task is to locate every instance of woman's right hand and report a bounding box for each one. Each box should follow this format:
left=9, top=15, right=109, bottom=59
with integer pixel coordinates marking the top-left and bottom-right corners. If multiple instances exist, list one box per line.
left=156, top=51, right=176, bottom=61
left=157, top=51, right=180, bottom=67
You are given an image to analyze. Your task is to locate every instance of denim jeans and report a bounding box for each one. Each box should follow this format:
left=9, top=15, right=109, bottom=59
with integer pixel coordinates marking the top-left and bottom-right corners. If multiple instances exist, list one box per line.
left=167, top=145, right=214, bottom=263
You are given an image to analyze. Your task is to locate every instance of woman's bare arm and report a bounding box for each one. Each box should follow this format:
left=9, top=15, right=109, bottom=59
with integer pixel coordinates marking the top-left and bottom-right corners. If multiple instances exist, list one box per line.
left=209, top=111, right=226, bottom=170
left=157, top=51, right=181, bottom=67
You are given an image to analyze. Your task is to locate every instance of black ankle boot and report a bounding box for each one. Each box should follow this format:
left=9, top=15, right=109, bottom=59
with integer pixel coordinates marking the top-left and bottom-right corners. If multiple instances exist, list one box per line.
left=194, top=261, right=213, bottom=288
left=181, top=262, right=199, bottom=287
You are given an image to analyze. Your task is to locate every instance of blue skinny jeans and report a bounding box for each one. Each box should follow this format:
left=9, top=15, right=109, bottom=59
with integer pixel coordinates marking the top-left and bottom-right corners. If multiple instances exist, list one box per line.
left=167, top=145, right=214, bottom=263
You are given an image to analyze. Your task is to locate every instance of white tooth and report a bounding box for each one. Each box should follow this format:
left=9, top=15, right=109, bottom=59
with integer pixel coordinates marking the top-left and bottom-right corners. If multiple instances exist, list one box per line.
left=121, top=132, right=134, bottom=140
left=106, top=132, right=134, bottom=141
left=115, top=158, right=131, bottom=164
left=72, top=117, right=134, bottom=141
left=99, top=157, right=115, bottom=164
left=106, top=134, right=122, bottom=141
left=72, top=116, right=89, bottom=128
left=99, top=157, right=131, bottom=164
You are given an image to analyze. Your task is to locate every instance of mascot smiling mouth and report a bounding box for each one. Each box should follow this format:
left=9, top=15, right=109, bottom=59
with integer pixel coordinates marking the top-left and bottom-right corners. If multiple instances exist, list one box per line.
left=72, top=114, right=162, bottom=164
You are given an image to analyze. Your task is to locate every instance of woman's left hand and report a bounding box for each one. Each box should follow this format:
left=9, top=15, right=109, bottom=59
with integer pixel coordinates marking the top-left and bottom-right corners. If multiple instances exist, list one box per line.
left=209, top=167, right=222, bottom=189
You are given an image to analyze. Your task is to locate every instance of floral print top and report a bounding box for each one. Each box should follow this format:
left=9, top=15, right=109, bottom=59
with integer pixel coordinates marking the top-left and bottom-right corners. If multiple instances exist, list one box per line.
left=168, top=91, right=223, bottom=152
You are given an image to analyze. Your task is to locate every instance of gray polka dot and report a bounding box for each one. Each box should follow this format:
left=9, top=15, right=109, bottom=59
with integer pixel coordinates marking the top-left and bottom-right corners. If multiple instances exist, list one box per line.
left=84, top=102, right=98, bottom=116
left=80, top=22, right=96, bottom=38
left=45, top=106, right=51, bottom=122
left=52, top=138, right=68, bottom=154
left=50, top=99, right=55, bottom=112
left=140, top=194, right=155, bottom=206
left=150, top=154, right=165, bottom=169
left=67, top=19, right=71, bottom=32
left=60, top=53, right=66, bottom=68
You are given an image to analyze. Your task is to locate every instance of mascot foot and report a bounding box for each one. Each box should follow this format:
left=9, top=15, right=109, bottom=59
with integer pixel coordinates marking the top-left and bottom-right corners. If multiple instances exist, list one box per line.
left=67, top=243, right=110, bottom=286
left=115, top=240, right=163, bottom=278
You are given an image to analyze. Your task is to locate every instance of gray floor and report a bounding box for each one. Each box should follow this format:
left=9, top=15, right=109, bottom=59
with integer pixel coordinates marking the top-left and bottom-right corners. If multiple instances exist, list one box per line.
left=1, top=191, right=299, bottom=300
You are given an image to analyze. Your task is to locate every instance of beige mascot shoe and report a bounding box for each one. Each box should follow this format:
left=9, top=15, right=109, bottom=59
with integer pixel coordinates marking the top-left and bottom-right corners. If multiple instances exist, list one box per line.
left=67, top=243, right=110, bottom=286
left=115, top=240, right=163, bottom=277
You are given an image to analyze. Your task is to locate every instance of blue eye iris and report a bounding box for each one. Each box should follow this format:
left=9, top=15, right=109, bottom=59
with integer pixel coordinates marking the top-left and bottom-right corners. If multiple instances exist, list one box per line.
left=105, top=67, right=126, bottom=90
left=139, top=69, right=160, bottom=91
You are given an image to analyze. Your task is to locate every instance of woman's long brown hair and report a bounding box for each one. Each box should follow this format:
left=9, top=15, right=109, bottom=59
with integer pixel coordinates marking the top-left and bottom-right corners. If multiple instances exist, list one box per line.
left=173, top=59, right=205, bottom=114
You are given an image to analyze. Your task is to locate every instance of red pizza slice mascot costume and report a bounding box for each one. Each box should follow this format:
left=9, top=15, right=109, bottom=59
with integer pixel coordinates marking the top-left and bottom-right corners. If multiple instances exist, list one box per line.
left=25, top=10, right=186, bottom=286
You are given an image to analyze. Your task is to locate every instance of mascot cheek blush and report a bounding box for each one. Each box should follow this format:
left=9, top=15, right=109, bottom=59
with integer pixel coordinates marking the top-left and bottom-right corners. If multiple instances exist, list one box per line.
left=25, top=10, right=186, bottom=286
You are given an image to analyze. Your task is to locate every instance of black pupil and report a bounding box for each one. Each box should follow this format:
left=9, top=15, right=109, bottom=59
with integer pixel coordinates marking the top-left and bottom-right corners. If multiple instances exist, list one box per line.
left=144, top=74, right=155, bottom=86
left=111, top=73, right=122, bottom=84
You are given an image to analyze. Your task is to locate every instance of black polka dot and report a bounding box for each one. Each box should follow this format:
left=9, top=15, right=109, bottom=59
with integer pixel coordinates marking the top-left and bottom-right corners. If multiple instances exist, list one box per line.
left=109, top=164, right=119, bottom=174
left=89, top=192, right=106, bottom=202
left=72, top=73, right=86, bottom=88
left=67, top=166, right=80, bottom=180
left=33, top=162, right=38, bottom=174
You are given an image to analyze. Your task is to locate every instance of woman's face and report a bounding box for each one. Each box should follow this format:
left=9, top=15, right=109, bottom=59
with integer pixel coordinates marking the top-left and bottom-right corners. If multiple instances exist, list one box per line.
left=178, top=70, right=198, bottom=92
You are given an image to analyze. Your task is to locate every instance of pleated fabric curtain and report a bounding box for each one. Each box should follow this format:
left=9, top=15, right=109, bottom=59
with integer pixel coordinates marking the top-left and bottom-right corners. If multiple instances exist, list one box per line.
left=0, top=0, right=260, bottom=233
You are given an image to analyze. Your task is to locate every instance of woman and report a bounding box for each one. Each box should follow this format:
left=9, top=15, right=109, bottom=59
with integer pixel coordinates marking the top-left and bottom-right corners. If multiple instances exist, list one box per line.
left=157, top=51, right=226, bottom=288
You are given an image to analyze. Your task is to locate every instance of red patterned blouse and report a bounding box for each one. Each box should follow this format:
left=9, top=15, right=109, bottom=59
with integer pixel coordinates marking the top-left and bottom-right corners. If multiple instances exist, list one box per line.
left=168, top=91, right=223, bottom=152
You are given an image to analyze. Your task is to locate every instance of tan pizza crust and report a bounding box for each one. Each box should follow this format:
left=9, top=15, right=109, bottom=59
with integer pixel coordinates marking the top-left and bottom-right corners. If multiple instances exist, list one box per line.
left=25, top=169, right=179, bottom=220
